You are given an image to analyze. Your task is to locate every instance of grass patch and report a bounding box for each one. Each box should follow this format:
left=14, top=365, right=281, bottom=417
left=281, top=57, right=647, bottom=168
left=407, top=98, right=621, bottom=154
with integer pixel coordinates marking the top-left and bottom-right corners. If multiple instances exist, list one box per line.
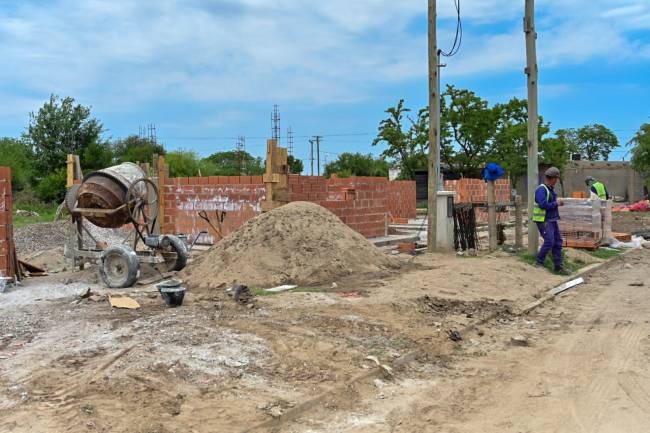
left=584, top=248, right=622, bottom=260
left=13, top=201, right=58, bottom=229
left=517, top=250, right=582, bottom=274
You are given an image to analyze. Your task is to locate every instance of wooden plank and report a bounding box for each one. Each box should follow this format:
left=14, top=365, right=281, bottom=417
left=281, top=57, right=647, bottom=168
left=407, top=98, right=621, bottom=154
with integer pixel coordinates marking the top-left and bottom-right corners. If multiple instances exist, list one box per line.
left=66, top=154, right=75, bottom=188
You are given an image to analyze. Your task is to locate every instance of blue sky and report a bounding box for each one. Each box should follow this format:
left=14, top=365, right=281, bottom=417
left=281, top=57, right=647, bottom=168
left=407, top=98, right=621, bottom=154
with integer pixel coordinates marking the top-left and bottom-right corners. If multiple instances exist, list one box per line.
left=1, top=0, right=649, bottom=169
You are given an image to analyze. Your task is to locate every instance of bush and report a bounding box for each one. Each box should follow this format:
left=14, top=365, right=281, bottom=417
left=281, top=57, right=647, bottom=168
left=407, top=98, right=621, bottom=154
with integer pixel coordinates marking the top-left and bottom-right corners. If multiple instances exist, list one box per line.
left=35, top=168, right=67, bottom=203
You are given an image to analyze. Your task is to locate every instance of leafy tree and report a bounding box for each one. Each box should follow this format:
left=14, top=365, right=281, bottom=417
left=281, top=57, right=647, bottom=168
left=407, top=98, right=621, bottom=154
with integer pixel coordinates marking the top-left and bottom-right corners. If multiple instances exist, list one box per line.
left=0, top=138, right=35, bottom=191
left=113, top=135, right=165, bottom=164
left=23, top=95, right=104, bottom=172
left=324, top=153, right=388, bottom=178
left=630, top=123, right=650, bottom=186
left=372, top=99, right=425, bottom=179
left=82, top=142, right=114, bottom=171
left=166, top=150, right=201, bottom=177
left=556, top=124, right=618, bottom=160
left=203, top=150, right=264, bottom=176
left=35, top=168, right=67, bottom=203
left=442, top=85, right=498, bottom=177
left=490, top=98, right=550, bottom=185
left=287, top=155, right=304, bottom=174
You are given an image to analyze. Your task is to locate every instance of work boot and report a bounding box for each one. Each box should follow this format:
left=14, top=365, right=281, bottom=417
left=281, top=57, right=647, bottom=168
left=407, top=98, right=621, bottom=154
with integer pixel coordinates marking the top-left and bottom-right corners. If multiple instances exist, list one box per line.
left=554, top=267, right=571, bottom=276
left=533, top=261, right=544, bottom=268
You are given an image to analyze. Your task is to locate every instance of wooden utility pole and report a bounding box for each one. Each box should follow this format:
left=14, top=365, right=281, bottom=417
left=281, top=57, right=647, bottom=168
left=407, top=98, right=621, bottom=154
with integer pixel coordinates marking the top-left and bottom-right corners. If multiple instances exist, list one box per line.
left=525, top=0, right=539, bottom=255
left=427, top=0, right=439, bottom=252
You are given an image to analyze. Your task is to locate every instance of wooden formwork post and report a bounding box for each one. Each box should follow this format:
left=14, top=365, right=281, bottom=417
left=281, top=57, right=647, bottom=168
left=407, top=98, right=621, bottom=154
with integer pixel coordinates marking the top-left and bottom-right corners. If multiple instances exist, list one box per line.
left=487, top=180, right=497, bottom=252
left=66, top=154, right=75, bottom=188
left=156, top=155, right=166, bottom=234
left=515, top=195, right=523, bottom=249
left=262, top=139, right=289, bottom=212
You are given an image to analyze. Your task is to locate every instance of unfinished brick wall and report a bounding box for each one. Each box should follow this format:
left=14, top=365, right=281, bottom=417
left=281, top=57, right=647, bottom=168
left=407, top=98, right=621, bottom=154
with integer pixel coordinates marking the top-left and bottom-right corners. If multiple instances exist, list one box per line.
left=163, top=176, right=265, bottom=244
left=387, top=181, right=417, bottom=222
left=0, top=167, right=13, bottom=279
left=164, top=175, right=415, bottom=242
left=444, top=178, right=511, bottom=223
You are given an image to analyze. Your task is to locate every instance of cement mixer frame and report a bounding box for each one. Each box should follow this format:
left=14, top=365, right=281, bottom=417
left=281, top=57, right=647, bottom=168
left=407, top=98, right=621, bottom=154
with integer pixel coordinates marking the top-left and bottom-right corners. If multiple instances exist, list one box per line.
left=67, top=163, right=188, bottom=288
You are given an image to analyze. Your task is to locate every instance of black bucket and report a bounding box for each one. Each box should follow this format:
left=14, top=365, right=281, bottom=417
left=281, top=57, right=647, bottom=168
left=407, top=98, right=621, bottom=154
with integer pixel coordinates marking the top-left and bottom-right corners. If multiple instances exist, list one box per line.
left=157, top=279, right=186, bottom=307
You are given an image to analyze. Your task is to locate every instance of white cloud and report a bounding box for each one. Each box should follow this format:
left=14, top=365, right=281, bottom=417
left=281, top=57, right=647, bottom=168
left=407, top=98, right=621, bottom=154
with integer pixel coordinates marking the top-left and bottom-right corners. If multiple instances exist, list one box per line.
left=0, top=0, right=647, bottom=113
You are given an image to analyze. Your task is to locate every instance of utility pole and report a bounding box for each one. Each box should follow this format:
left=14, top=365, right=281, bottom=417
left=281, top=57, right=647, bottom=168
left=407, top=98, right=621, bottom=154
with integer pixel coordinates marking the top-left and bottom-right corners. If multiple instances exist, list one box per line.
left=316, top=136, right=321, bottom=176
left=427, top=0, right=439, bottom=253
left=309, top=138, right=314, bottom=176
left=525, top=0, right=539, bottom=255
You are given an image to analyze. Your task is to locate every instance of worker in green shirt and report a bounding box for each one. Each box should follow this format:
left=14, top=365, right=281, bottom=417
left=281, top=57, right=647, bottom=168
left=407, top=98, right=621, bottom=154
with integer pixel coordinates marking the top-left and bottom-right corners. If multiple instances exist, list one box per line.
left=585, top=177, right=610, bottom=200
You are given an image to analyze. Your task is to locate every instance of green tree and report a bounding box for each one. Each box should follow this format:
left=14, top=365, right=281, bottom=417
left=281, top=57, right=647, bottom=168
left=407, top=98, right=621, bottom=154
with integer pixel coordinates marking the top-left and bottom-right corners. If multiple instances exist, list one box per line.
left=442, top=85, right=498, bottom=177
left=372, top=99, right=427, bottom=179
left=630, top=123, right=650, bottom=186
left=23, top=95, right=104, bottom=172
left=113, top=135, right=165, bottom=164
left=82, top=142, right=114, bottom=171
left=490, top=98, right=550, bottom=185
left=556, top=124, right=618, bottom=160
left=166, top=150, right=201, bottom=177
left=324, top=153, right=388, bottom=178
left=287, top=155, right=304, bottom=174
left=35, top=168, right=67, bottom=203
left=203, top=150, right=264, bottom=176
left=0, top=138, right=35, bottom=191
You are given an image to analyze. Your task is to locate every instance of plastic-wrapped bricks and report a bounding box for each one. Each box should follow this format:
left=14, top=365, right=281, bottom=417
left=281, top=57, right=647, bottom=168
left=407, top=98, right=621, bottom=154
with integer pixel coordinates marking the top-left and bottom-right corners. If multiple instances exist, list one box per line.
left=558, top=198, right=611, bottom=247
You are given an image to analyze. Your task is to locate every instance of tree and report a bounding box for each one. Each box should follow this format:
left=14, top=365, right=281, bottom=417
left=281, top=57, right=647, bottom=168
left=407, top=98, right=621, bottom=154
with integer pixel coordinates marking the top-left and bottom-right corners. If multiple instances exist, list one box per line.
left=287, top=155, right=304, bottom=174
left=82, top=142, right=114, bottom=171
left=372, top=99, right=425, bottom=180
left=166, top=150, right=202, bottom=177
left=0, top=138, right=35, bottom=191
left=555, top=124, right=618, bottom=160
left=203, top=150, right=264, bottom=176
left=23, top=95, right=104, bottom=172
left=490, top=98, right=550, bottom=185
left=442, top=85, right=498, bottom=177
left=113, top=135, right=165, bottom=164
left=630, top=123, right=650, bottom=186
left=324, top=153, right=388, bottom=178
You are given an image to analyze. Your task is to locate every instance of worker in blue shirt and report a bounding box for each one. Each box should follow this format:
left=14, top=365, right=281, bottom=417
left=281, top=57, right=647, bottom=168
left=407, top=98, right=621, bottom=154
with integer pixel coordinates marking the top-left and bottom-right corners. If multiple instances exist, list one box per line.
left=532, top=167, right=571, bottom=275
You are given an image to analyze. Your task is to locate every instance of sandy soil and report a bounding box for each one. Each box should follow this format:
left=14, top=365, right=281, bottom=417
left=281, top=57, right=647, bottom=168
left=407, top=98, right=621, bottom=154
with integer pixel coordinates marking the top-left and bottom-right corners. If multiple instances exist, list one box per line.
left=1, top=247, right=646, bottom=432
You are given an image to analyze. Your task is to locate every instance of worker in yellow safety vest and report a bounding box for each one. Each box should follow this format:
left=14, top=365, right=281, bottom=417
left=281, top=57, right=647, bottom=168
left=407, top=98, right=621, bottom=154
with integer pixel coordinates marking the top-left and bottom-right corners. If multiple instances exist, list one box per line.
left=585, top=176, right=610, bottom=200
left=533, top=167, right=571, bottom=275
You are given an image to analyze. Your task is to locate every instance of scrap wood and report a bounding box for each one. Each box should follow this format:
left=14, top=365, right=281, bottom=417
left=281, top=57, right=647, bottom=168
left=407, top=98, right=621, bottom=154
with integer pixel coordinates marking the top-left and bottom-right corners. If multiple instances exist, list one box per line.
left=18, top=259, right=48, bottom=277
left=520, top=277, right=585, bottom=314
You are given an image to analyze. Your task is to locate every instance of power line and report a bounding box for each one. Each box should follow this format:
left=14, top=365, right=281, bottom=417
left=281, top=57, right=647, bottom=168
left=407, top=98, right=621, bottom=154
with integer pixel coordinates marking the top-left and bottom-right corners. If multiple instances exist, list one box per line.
left=439, top=0, right=462, bottom=58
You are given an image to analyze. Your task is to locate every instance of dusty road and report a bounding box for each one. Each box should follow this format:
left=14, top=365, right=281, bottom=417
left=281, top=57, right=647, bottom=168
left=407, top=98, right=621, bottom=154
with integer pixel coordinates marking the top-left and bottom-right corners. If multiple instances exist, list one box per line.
left=288, top=250, right=650, bottom=433
left=0, top=249, right=648, bottom=432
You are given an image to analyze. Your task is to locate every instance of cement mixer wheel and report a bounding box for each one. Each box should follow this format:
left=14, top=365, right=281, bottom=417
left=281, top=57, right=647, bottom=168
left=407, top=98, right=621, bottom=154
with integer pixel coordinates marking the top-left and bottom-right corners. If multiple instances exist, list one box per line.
left=160, top=235, right=188, bottom=272
left=100, top=245, right=140, bottom=288
left=126, top=178, right=159, bottom=230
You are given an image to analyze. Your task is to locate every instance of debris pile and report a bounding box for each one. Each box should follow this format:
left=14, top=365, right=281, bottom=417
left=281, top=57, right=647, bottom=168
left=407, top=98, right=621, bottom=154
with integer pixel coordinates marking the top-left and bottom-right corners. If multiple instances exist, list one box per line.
left=181, top=201, right=397, bottom=289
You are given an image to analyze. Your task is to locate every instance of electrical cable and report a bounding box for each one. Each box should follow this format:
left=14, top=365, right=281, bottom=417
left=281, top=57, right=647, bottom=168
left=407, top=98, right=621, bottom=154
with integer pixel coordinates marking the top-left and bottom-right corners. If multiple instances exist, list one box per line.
left=439, top=0, right=462, bottom=58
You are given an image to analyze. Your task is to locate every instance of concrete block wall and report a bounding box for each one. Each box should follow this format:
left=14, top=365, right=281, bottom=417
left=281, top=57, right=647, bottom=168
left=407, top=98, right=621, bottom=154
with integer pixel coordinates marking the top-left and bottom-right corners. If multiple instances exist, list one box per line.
left=0, top=167, right=13, bottom=278
left=164, top=175, right=415, bottom=242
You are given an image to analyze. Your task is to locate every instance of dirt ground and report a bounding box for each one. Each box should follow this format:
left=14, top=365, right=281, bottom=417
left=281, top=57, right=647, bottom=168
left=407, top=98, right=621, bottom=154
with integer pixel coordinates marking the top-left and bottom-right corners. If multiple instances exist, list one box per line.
left=1, top=247, right=648, bottom=432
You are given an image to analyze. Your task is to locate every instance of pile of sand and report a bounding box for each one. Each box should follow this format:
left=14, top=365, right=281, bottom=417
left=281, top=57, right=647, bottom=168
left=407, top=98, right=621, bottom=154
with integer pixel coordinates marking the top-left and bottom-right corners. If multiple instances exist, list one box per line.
left=180, top=202, right=397, bottom=289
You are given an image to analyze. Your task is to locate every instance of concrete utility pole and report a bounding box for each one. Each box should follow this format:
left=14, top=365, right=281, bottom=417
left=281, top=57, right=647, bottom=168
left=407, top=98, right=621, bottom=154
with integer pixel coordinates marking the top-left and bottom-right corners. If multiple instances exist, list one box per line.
left=525, top=0, right=539, bottom=255
left=427, top=0, right=439, bottom=252
left=309, top=139, right=314, bottom=176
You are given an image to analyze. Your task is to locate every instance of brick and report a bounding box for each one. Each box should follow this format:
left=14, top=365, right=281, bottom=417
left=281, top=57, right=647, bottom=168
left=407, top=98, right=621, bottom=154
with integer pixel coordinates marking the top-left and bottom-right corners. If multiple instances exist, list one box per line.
left=240, top=176, right=252, bottom=185
left=179, top=177, right=189, bottom=185
left=199, top=177, right=210, bottom=185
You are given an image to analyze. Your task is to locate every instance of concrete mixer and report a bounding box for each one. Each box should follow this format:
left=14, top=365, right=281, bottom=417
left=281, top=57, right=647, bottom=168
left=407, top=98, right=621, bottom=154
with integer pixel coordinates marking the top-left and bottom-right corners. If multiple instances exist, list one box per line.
left=66, top=162, right=188, bottom=288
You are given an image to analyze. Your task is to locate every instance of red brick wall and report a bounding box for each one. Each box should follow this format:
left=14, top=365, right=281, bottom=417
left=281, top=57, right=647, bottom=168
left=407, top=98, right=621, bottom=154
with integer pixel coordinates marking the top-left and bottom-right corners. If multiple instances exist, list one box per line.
left=0, top=167, right=13, bottom=278
left=387, top=180, right=417, bottom=221
left=444, top=178, right=511, bottom=223
left=164, top=175, right=415, bottom=241
left=163, top=176, right=265, bottom=244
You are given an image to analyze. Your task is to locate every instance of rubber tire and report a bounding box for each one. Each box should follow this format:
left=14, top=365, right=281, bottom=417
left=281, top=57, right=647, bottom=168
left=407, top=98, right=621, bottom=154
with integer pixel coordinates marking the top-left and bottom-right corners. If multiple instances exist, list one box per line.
left=161, top=235, right=188, bottom=272
left=100, top=245, right=140, bottom=288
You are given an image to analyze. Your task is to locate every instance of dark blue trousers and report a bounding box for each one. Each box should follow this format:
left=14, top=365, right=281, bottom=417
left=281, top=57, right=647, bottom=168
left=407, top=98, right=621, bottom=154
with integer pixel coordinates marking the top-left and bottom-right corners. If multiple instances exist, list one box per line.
left=536, top=221, right=563, bottom=269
